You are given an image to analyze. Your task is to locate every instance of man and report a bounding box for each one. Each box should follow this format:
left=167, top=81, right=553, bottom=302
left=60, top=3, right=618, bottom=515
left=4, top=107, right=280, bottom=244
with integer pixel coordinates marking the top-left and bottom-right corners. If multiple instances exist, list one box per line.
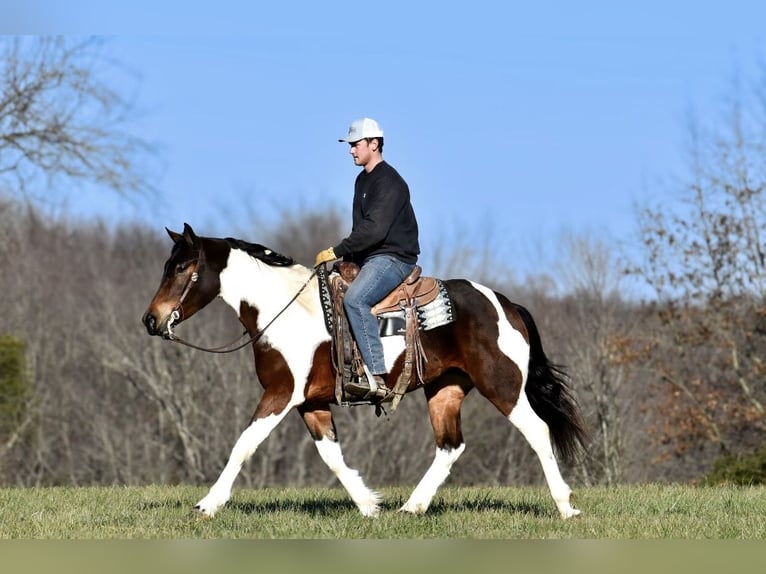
left=314, top=118, right=420, bottom=399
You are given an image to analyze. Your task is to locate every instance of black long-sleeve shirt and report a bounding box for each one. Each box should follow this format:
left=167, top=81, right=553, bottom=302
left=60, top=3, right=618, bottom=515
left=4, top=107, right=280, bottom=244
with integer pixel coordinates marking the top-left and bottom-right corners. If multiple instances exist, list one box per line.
left=333, top=161, right=420, bottom=265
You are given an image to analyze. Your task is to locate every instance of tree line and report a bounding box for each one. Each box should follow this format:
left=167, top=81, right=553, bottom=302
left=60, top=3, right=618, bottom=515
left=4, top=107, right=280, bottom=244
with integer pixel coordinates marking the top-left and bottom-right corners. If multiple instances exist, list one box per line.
left=0, top=196, right=762, bottom=488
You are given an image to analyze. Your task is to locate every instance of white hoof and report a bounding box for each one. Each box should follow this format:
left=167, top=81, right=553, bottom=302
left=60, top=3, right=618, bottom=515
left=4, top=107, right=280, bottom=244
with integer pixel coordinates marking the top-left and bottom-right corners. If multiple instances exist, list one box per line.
left=194, top=490, right=229, bottom=518
left=356, top=491, right=382, bottom=517
left=399, top=500, right=429, bottom=514
left=559, top=506, right=582, bottom=519
left=359, top=502, right=381, bottom=517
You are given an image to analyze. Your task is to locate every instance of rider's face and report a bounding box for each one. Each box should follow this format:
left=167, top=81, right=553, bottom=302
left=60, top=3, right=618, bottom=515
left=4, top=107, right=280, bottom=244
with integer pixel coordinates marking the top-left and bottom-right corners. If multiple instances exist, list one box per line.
left=349, top=138, right=376, bottom=167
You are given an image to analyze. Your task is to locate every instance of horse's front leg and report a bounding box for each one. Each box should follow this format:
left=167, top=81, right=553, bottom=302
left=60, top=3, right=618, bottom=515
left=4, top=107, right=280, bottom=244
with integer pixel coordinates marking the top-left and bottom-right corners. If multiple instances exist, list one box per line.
left=195, top=399, right=291, bottom=517
left=299, top=406, right=381, bottom=517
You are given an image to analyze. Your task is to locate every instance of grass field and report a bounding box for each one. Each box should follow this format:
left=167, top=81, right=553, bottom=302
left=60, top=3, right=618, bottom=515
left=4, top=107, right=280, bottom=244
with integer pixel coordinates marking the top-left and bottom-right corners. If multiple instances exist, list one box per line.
left=0, top=484, right=764, bottom=539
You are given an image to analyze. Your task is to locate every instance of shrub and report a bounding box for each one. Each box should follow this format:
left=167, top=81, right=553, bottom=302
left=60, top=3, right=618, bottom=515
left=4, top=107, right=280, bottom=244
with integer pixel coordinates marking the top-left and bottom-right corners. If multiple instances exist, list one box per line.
left=0, top=334, right=31, bottom=438
left=703, top=444, right=766, bottom=485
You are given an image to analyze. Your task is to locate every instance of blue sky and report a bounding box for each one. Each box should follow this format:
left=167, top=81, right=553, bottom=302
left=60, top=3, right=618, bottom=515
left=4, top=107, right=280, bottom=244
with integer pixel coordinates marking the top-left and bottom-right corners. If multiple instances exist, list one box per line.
left=5, top=1, right=766, bottom=282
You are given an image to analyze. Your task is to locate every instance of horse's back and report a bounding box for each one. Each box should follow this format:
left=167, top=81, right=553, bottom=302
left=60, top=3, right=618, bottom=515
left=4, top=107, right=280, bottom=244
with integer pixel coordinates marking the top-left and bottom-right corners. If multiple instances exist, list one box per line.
left=440, top=278, right=528, bottom=336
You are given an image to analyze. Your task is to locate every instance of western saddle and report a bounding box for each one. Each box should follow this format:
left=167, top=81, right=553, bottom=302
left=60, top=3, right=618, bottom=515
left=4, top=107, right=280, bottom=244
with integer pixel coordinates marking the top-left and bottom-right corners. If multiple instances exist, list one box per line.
left=318, top=261, right=441, bottom=412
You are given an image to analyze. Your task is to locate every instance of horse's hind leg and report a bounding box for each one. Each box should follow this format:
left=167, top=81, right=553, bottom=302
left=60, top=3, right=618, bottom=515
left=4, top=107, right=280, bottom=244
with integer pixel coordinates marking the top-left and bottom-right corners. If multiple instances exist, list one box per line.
left=400, top=373, right=468, bottom=514
left=468, top=282, right=579, bottom=518
left=300, top=406, right=381, bottom=517
left=508, top=391, right=580, bottom=518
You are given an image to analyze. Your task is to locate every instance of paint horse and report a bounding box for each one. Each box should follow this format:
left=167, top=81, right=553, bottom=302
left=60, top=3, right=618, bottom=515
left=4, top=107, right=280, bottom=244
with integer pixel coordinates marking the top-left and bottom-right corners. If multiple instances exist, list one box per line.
left=142, top=224, right=589, bottom=519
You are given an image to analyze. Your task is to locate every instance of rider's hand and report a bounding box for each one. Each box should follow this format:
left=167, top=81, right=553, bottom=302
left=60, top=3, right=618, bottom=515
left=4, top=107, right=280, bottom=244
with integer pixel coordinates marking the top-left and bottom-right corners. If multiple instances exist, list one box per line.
left=314, top=247, right=337, bottom=267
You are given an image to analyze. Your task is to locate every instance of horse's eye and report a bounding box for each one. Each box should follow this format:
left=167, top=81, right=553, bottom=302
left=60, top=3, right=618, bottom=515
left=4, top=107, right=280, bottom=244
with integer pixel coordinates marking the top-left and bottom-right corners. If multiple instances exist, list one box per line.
left=175, top=262, right=189, bottom=274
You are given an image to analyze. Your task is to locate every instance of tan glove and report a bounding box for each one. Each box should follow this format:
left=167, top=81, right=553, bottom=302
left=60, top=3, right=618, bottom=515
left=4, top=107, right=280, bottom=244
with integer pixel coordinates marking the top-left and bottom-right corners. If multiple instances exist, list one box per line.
left=314, top=247, right=337, bottom=267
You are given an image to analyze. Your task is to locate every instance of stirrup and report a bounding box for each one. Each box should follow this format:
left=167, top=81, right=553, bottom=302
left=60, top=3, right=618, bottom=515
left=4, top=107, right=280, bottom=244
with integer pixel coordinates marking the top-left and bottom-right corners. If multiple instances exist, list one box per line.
left=344, top=376, right=391, bottom=401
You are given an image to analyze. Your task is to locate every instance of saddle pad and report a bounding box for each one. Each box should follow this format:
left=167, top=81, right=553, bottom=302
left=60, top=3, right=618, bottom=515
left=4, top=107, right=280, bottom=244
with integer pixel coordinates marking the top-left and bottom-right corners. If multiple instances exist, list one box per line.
left=377, top=279, right=455, bottom=336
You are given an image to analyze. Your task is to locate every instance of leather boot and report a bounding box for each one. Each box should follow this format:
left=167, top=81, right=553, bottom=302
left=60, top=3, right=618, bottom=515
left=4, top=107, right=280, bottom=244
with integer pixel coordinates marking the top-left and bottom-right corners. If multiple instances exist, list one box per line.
left=344, top=374, right=390, bottom=400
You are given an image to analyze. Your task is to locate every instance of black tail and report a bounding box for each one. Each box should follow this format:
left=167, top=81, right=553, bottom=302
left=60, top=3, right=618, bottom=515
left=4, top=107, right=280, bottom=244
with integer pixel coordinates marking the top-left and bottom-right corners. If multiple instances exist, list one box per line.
left=513, top=303, right=589, bottom=465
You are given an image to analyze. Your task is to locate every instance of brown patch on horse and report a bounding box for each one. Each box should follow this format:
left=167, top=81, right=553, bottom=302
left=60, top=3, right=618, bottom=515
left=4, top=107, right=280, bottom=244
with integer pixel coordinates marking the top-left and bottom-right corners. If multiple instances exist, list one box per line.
left=238, top=302, right=294, bottom=418
left=498, top=293, right=530, bottom=344
left=249, top=349, right=294, bottom=419
left=297, top=406, right=337, bottom=442
left=424, top=370, right=471, bottom=449
left=447, top=282, right=526, bottom=417
left=304, top=342, right=337, bottom=403
left=145, top=281, right=183, bottom=327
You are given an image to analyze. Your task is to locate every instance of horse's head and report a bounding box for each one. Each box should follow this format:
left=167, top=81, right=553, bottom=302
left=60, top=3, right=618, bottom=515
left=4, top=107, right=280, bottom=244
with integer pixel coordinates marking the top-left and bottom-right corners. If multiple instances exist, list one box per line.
left=142, top=223, right=221, bottom=338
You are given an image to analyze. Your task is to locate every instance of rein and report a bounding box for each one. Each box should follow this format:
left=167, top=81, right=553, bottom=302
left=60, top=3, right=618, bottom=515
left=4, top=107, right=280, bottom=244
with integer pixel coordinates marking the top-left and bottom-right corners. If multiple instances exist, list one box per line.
left=165, top=253, right=319, bottom=354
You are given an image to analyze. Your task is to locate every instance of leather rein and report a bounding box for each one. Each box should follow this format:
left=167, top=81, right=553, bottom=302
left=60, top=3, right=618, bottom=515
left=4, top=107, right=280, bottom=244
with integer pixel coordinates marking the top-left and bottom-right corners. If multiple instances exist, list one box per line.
left=164, top=247, right=319, bottom=354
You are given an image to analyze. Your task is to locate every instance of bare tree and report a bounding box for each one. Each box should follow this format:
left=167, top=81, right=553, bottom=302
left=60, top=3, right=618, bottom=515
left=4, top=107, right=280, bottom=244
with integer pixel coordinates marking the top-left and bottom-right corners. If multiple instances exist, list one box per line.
left=552, top=233, right=647, bottom=485
left=0, top=36, right=157, bottom=200
left=260, top=203, right=346, bottom=267
left=632, top=71, right=766, bottom=474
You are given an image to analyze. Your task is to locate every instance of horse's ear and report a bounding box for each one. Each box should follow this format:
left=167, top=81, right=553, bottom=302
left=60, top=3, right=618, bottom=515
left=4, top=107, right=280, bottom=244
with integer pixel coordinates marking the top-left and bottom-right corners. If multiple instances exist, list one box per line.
left=166, top=228, right=183, bottom=243
left=182, top=223, right=199, bottom=247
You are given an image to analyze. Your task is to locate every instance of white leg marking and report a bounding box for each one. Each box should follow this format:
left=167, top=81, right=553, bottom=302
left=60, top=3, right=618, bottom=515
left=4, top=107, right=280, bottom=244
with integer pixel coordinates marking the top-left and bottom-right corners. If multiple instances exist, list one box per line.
left=509, top=392, right=580, bottom=519
left=195, top=413, right=285, bottom=517
left=401, top=444, right=466, bottom=514
left=314, top=438, right=381, bottom=517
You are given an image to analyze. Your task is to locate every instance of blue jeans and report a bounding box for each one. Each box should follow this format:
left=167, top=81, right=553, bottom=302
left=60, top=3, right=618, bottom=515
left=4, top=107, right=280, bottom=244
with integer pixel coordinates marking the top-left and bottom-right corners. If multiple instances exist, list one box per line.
left=343, top=255, right=415, bottom=375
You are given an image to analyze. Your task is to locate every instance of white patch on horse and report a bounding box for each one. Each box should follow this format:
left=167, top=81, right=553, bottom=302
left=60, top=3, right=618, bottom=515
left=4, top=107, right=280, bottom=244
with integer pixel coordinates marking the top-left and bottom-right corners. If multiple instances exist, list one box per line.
left=468, top=281, right=530, bottom=383
left=507, top=391, right=580, bottom=518
left=381, top=335, right=406, bottom=372
left=219, top=249, right=329, bottom=402
left=195, top=412, right=286, bottom=517
left=314, top=438, right=381, bottom=517
left=400, top=444, right=466, bottom=514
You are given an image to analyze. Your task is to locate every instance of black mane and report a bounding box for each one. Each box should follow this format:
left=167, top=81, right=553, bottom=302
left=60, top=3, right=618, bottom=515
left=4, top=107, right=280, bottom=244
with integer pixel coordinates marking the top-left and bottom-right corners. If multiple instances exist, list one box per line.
left=224, top=237, right=295, bottom=267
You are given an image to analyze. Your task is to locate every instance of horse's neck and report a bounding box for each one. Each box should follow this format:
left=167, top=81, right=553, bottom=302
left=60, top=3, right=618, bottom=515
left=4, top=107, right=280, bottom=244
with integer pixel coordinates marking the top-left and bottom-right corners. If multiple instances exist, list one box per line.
left=218, top=249, right=318, bottom=319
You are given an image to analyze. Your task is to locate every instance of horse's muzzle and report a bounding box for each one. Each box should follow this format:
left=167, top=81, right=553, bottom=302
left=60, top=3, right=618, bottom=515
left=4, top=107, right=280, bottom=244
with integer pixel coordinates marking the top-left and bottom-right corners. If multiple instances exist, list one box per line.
left=143, top=310, right=174, bottom=338
left=142, top=311, right=160, bottom=336
left=142, top=310, right=179, bottom=339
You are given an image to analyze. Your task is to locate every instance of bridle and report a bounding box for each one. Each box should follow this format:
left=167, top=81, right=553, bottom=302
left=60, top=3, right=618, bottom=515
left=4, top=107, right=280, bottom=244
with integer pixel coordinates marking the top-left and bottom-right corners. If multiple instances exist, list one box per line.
left=164, top=245, right=319, bottom=354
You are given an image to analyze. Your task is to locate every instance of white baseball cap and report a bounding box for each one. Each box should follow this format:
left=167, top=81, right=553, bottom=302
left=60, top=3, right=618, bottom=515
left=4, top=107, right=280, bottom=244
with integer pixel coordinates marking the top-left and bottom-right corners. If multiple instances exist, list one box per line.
left=338, top=118, right=384, bottom=143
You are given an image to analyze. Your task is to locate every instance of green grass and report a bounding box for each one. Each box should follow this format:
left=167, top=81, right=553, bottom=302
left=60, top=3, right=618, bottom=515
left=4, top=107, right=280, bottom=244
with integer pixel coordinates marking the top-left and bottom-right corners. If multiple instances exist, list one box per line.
left=0, top=484, right=764, bottom=539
